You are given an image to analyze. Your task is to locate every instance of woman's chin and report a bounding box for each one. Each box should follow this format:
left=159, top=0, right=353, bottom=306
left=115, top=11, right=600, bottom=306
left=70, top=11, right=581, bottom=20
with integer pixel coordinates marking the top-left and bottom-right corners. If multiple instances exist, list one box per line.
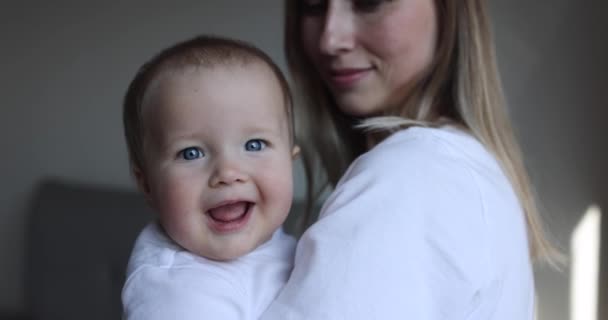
left=334, top=96, right=385, bottom=118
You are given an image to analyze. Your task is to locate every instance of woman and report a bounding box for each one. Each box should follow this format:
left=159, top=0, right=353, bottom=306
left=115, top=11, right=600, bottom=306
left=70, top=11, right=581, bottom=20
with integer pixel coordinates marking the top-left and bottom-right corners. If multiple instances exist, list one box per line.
left=261, top=0, right=560, bottom=318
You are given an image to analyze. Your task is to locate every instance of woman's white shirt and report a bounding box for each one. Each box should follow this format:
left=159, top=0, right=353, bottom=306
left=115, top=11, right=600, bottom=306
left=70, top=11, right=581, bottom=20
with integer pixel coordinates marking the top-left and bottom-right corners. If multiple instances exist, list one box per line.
left=261, top=126, right=534, bottom=320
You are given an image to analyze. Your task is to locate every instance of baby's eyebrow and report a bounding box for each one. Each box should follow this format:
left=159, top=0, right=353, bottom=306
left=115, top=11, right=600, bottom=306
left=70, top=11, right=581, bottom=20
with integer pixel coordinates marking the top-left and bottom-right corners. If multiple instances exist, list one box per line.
left=243, top=122, right=288, bottom=135
left=150, top=133, right=195, bottom=153
left=159, top=130, right=201, bottom=143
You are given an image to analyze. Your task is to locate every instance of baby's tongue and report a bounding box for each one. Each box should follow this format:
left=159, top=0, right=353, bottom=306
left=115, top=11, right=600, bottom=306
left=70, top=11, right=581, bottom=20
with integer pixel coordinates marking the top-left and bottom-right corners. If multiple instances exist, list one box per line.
left=208, top=202, right=248, bottom=222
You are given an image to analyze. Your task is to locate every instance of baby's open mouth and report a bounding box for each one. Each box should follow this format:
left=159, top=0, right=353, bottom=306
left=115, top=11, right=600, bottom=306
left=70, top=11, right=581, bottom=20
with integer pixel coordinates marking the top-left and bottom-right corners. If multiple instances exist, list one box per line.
left=207, top=201, right=252, bottom=224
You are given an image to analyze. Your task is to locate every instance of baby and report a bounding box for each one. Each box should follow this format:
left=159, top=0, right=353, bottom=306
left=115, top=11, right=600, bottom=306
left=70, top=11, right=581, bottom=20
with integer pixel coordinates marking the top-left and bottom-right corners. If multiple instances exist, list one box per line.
left=121, top=35, right=299, bottom=319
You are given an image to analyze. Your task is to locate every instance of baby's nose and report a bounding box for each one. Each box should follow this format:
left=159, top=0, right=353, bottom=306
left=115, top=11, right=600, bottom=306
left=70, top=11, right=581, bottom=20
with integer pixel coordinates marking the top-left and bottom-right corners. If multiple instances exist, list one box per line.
left=208, top=159, right=248, bottom=187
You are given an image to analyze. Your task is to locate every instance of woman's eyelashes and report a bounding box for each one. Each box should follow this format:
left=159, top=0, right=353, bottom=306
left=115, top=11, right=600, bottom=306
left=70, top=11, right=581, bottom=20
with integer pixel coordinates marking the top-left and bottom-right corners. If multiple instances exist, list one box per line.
left=300, top=0, right=327, bottom=16
left=352, top=0, right=386, bottom=12
left=179, top=147, right=204, bottom=160
left=299, top=0, right=387, bottom=15
left=245, top=139, right=267, bottom=152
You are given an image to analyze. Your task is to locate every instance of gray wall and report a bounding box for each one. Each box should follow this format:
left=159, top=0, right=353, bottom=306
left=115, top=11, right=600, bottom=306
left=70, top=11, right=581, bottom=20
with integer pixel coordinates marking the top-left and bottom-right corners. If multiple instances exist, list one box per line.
left=491, top=0, right=607, bottom=318
left=1, top=1, right=605, bottom=319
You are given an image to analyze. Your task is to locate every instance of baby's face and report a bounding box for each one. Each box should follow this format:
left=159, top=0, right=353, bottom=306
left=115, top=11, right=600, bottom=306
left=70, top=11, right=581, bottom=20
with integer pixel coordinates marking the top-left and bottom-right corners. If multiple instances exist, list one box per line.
left=140, top=64, right=294, bottom=260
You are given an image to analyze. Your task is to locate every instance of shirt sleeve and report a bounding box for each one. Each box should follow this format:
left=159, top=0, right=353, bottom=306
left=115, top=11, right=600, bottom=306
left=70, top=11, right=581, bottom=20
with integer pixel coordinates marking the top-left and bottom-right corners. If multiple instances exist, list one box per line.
left=122, top=265, right=248, bottom=320
left=260, top=136, right=490, bottom=319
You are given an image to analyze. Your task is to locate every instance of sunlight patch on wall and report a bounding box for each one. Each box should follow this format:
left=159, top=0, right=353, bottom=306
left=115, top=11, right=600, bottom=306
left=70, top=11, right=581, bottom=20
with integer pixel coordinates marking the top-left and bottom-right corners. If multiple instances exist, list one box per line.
left=570, top=205, right=601, bottom=320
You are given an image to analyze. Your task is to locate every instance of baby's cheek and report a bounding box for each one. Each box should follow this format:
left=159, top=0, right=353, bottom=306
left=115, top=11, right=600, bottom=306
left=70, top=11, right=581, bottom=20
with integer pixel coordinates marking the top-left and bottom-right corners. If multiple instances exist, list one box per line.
left=269, top=167, right=294, bottom=213
left=153, top=172, right=191, bottom=215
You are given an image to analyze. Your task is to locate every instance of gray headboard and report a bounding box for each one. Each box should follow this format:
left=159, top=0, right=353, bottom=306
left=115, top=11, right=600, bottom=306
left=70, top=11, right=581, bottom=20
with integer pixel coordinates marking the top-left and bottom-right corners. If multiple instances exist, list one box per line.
left=25, top=180, right=152, bottom=320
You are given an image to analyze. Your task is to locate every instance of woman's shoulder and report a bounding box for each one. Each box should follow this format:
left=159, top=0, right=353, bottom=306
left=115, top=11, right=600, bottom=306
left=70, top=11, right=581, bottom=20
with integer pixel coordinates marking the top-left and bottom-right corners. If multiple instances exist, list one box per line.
left=329, top=124, right=527, bottom=267
left=344, top=125, right=501, bottom=188
left=325, top=126, right=490, bottom=225
left=364, top=125, right=496, bottom=167
left=330, top=124, right=522, bottom=243
left=312, top=125, right=526, bottom=293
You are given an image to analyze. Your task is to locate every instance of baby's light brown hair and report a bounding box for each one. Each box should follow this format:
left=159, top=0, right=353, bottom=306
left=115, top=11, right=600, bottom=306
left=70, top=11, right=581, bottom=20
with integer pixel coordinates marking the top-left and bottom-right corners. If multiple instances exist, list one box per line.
left=123, top=35, right=294, bottom=174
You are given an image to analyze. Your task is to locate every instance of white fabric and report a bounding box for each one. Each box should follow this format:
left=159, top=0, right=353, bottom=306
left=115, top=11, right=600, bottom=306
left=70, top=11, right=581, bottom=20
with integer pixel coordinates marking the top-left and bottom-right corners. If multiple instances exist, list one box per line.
left=122, top=222, right=295, bottom=320
left=261, top=126, right=534, bottom=320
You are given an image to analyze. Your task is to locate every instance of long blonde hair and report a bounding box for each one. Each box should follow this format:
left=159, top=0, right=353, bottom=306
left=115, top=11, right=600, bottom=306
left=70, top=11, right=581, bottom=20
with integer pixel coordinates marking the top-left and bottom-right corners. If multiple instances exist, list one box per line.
left=285, top=0, right=561, bottom=265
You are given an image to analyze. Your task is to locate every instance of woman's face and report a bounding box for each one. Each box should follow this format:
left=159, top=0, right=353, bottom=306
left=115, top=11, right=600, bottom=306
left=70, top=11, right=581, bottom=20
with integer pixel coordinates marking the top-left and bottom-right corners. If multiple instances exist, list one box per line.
left=300, top=0, right=438, bottom=117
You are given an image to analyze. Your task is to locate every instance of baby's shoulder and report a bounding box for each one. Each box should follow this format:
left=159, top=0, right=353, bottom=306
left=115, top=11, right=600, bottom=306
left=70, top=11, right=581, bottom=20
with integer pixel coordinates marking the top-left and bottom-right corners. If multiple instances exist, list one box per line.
left=124, top=223, right=247, bottom=293
left=125, top=223, right=222, bottom=278
left=126, top=222, right=179, bottom=271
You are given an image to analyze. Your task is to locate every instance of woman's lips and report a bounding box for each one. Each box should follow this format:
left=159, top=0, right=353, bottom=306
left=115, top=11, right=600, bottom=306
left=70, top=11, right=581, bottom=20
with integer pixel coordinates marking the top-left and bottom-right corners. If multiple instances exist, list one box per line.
left=328, top=67, right=373, bottom=88
left=206, top=201, right=253, bottom=233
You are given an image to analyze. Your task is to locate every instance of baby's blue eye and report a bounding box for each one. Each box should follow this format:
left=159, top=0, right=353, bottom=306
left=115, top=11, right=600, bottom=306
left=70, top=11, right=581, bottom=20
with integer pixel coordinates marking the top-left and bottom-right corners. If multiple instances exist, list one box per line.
left=180, top=147, right=204, bottom=160
left=245, top=139, right=266, bottom=152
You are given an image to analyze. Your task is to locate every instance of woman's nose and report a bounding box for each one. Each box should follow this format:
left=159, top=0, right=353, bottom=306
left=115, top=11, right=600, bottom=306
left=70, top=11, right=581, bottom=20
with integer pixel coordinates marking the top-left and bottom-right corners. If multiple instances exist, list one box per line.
left=208, top=158, right=248, bottom=188
left=319, top=3, right=356, bottom=56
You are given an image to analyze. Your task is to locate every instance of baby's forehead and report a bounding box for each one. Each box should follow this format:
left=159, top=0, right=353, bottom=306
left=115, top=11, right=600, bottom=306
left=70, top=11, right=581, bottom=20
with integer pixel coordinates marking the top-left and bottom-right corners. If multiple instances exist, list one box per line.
left=145, top=63, right=292, bottom=125
left=152, top=62, right=281, bottom=96
left=148, top=62, right=292, bottom=123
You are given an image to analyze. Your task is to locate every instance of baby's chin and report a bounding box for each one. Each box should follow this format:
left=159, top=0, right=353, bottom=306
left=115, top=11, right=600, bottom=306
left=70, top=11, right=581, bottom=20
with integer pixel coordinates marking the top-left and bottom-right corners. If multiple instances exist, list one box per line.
left=192, top=239, right=263, bottom=262
left=201, top=249, right=247, bottom=262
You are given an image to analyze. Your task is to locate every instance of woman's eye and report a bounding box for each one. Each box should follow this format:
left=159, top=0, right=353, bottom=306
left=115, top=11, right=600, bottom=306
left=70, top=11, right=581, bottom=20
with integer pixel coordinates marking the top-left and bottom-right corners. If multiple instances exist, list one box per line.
left=353, top=0, right=385, bottom=12
left=300, top=0, right=327, bottom=16
left=299, top=0, right=387, bottom=16
left=179, top=147, right=204, bottom=160
left=245, top=139, right=267, bottom=152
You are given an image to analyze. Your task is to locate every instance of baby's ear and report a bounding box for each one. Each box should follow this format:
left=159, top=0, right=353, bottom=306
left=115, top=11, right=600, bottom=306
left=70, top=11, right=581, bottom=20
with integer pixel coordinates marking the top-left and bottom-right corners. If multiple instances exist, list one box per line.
left=133, top=166, right=152, bottom=198
left=133, top=166, right=158, bottom=211
left=291, top=145, right=301, bottom=159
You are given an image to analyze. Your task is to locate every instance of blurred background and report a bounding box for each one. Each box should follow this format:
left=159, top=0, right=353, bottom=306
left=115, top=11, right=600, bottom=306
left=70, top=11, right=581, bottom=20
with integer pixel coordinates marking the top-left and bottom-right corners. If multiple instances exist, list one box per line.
left=0, top=0, right=606, bottom=319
